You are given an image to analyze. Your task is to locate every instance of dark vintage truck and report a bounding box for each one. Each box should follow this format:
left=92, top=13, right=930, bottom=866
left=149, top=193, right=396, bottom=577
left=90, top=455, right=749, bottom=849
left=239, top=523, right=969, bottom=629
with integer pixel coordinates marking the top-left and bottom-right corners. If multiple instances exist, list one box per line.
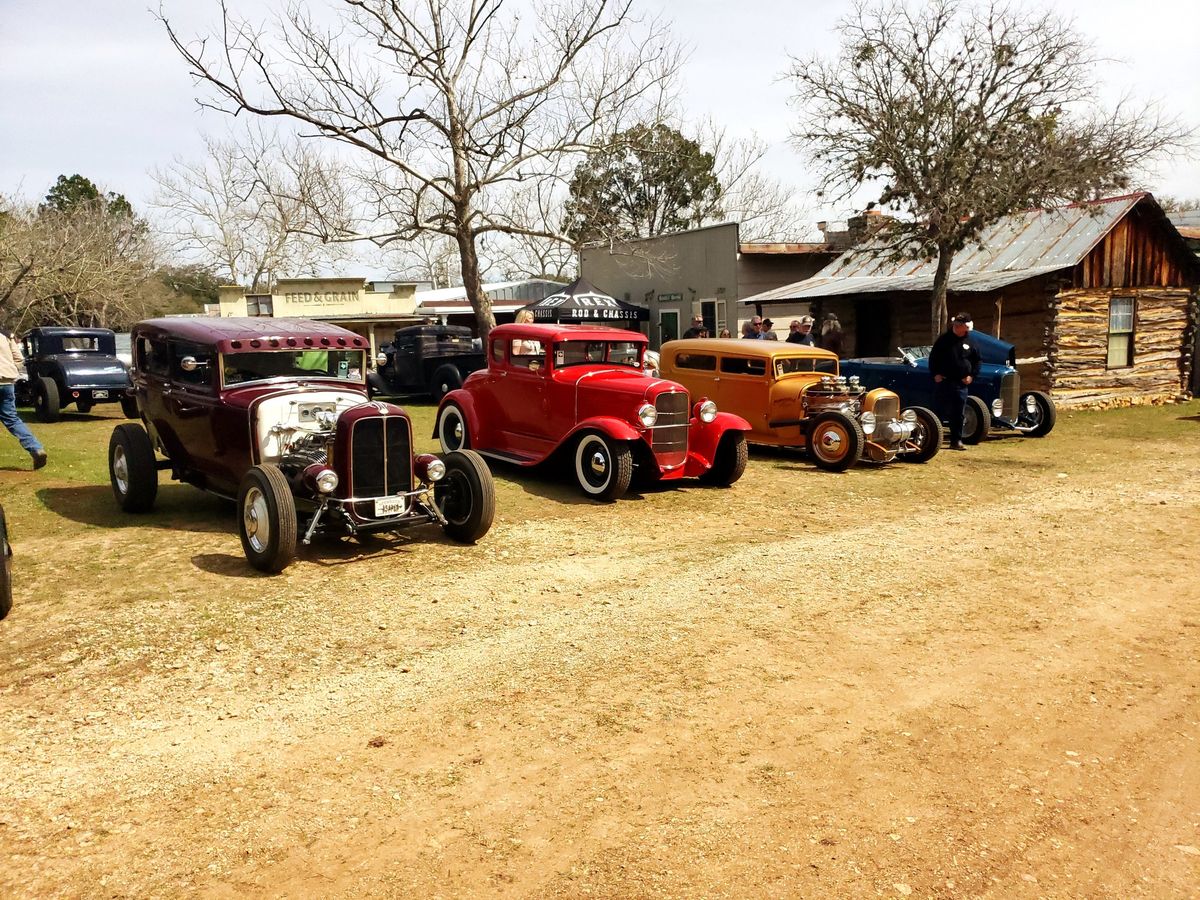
left=16, top=327, right=137, bottom=421
left=369, top=324, right=487, bottom=401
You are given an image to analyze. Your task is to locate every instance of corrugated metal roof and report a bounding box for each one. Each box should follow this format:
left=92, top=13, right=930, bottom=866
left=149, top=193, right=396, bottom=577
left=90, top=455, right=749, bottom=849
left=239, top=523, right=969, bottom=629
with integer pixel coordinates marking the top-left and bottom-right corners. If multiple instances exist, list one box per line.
left=742, top=194, right=1146, bottom=304
left=738, top=242, right=834, bottom=255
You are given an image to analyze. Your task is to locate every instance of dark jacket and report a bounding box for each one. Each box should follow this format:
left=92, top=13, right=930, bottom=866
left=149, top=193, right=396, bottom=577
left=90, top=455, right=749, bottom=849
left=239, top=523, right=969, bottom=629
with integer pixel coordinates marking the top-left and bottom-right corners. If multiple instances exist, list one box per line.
left=786, top=332, right=815, bottom=346
left=928, top=328, right=981, bottom=382
left=682, top=326, right=705, bottom=339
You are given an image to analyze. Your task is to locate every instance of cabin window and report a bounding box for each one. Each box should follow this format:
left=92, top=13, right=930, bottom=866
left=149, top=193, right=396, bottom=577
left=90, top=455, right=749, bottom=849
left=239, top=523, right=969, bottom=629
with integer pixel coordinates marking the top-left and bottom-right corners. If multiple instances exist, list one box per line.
left=673, top=353, right=716, bottom=371
left=490, top=339, right=505, bottom=363
left=1107, top=296, right=1135, bottom=368
left=719, top=356, right=767, bottom=377
left=139, top=338, right=170, bottom=377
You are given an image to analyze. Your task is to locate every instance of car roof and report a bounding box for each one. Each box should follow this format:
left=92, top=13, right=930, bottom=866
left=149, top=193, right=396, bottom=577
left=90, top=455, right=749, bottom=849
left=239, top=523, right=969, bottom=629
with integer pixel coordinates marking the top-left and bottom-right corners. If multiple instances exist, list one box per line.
left=663, top=338, right=838, bottom=362
left=132, top=317, right=370, bottom=352
left=491, top=323, right=648, bottom=344
left=27, top=326, right=114, bottom=337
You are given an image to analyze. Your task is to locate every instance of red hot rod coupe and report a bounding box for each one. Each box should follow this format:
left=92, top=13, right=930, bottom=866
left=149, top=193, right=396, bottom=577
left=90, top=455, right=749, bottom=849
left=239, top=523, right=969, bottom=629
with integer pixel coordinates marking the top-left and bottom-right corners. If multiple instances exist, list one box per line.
left=108, top=317, right=495, bottom=572
left=434, top=323, right=751, bottom=501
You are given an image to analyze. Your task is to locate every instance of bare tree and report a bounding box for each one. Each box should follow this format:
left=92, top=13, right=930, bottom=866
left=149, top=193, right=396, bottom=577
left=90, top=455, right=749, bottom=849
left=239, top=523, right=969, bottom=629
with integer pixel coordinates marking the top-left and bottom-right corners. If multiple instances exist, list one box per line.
left=160, top=0, right=679, bottom=335
left=152, top=129, right=351, bottom=292
left=700, top=123, right=807, bottom=242
left=788, top=0, right=1190, bottom=337
left=1, top=195, right=160, bottom=331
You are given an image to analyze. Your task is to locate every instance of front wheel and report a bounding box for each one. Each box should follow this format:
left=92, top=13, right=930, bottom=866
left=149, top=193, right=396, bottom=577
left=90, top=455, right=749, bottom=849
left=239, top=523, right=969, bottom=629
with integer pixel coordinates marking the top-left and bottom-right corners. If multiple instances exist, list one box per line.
left=0, top=504, right=12, bottom=622
left=963, top=395, right=991, bottom=444
left=434, top=450, right=496, bottom=543
left=429, top=364, right=463, bottom=402
left=902, top=406, right=943, bottom=463
left=1019, top=391, right=1056, bottom=437
left=699, top=432, right=748, bottom=486
left=35, top=377, right=60, bottom=423
left=574, top=432, right=633, bottom=501
left=237, top=464, right=298, bottom=574
left=807, top=411, right=864, bottom=472
left=109, top=424, right=159, bottom=512
left=436, top=403, right=471, bottom=453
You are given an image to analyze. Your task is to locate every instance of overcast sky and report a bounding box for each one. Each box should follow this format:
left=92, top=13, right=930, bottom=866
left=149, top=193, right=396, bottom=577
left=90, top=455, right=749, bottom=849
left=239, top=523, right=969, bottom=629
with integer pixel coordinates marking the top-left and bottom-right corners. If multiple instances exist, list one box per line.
left=2, top=0, right=1196, bottom=249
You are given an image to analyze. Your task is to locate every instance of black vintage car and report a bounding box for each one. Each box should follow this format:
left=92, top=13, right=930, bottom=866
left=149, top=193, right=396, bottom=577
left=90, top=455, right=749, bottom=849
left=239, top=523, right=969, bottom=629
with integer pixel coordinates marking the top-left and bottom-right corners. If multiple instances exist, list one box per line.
left=16, top=327, right=137, bottom=421
left=370, top=323, right=487, bottom=401
left=1, top=502, right=12, bottom=621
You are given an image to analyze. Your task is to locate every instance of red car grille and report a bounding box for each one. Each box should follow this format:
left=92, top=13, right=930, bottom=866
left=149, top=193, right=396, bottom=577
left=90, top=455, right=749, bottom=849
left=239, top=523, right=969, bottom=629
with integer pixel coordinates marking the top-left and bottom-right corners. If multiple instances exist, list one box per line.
left=652, top=391, right=689, bottom=467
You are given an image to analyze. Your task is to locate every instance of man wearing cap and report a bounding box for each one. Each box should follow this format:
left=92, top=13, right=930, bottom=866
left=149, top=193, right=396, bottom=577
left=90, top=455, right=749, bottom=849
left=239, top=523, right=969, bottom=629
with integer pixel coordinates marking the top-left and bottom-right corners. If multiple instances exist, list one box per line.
left=761, top=318, right=778, bottom=340
left=928, top=312, right=981, bottom=450
left=787, top=316, right=816, bottom=346
left=682, top=314, right=706, bottom=339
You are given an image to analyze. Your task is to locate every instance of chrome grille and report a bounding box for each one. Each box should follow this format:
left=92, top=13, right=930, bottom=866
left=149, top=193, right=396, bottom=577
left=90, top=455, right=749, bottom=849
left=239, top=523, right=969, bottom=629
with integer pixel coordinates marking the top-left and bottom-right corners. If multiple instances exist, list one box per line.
left=1001, top=372, right=1020, bottom=420
left=872, top=395, right=899, bottom=424
left=652, top=391, right=689, bottom=467
left=350, top=416, right=413, bottom=517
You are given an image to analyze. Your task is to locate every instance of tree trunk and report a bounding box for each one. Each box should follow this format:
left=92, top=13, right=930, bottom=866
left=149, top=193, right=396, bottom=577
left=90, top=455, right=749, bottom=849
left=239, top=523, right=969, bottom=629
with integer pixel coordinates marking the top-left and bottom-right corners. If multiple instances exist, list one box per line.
left=930, top=244, right=954, bottom=340
left=456, top=225, right=495, bottom=337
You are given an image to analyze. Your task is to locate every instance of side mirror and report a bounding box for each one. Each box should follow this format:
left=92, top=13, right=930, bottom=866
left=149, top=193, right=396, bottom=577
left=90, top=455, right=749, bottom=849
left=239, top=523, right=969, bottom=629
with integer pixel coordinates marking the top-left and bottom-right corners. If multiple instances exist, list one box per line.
left=180, top=356, right=208, bottom=373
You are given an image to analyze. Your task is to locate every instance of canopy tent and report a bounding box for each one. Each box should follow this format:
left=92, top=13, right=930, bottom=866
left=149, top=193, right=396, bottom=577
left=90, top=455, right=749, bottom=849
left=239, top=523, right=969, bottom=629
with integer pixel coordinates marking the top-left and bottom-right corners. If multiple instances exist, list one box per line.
left=520, top=277, right=648, bottom=323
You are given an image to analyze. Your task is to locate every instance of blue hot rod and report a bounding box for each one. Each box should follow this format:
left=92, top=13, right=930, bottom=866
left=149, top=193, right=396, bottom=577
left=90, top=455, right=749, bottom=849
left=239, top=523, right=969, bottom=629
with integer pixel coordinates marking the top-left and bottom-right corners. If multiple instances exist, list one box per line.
left=839, top=331, right=1055, bottom=444
left=15, top=327, right=137, bottom=422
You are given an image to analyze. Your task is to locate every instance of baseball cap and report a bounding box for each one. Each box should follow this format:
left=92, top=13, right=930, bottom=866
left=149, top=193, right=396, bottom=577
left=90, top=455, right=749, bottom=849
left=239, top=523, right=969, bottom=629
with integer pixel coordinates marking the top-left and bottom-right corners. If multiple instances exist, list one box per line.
left=763, top=318, right=774, bottom=326
left=799, top=315, right=814, bottom=326
left=951, top=312, right=972, bottom=324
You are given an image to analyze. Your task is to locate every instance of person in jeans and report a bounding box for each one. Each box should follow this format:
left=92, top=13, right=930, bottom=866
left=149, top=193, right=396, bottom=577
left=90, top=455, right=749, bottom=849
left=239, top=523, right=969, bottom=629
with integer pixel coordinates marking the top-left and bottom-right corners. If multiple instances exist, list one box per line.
left=0, top=329, right=47, bottom=469
left=928, top=312, right=981, bottom=450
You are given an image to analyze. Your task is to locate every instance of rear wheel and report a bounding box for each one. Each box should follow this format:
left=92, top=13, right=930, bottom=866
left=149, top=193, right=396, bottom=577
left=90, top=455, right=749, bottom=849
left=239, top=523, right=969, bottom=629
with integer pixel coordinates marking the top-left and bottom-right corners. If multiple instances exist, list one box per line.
left=237, top=464, right=297, bottom=574
left=902, top=406, right=942, bottom=463
left=436, top=403, right=471, bottom=453
left=108, top=424, right=158, bottom=512
left=699, top=432, right=749, bottom=486
left=963, top=395, right=991, bottom=444
left=429, top=364, right=463, bottom=402
left=0, top=504, right=12, bottom=621
left=434, top=450, right=496, bottom=543
left=76, top=400, right=94, bottom=414
left=807, top=411, right=864, bottom=472
left=120, top=394, right=139, bottom=419
left=35, top=377, right=60, bottom=423
left=574, top=432, right=633, bottom=501
left=1019, top=391, right=1056, bottom=437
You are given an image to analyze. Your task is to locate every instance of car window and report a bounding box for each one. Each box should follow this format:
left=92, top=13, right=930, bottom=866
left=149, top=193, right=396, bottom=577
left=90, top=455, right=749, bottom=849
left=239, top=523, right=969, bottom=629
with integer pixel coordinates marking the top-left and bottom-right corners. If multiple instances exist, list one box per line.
left=719, top=356, right=767, bottom=376
left=139, top=338, right=171, bottom=377
left=553, top=340, right=643, bottom=369
left=673, top=352, right=716, bottom=371
left=509, top=339, right=544, bottom=370
left=170, top=341, right=215, bottom=392
left=61, top=336, right=99, bottom=352
left=221, top=349, right=366, bottom=386
left=491, top=339, right=505, bottom=363
left=773, top=357, right=838, bottom=376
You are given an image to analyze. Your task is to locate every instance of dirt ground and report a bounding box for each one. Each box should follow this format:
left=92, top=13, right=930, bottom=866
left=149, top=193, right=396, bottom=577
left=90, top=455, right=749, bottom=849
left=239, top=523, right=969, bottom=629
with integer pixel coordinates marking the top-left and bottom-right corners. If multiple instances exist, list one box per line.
left=1, top=402, right=1199, bottom=898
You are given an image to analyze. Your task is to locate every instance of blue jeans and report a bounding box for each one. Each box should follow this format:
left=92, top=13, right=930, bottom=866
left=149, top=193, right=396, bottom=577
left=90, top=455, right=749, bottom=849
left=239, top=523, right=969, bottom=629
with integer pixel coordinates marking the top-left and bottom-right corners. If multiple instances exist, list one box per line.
left=935, top=380, right=968, bottom=445
left=1, top=383, right=43, bottom=454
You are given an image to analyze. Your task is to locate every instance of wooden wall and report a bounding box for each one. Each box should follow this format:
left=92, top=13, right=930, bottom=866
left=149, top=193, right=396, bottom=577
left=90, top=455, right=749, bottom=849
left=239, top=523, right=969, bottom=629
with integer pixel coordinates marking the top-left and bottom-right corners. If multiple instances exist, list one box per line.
left=1049, top=287, right=1195, bottom=406
left=1072, top=203, right=1193, bottom=291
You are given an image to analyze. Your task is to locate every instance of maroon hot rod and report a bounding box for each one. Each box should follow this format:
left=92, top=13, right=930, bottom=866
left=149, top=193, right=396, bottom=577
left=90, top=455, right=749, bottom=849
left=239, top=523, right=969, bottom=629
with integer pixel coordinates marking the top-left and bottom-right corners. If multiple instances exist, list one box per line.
left=434, top=323, right=750, bottom=501
left=109, top=317, right=495, bottom=572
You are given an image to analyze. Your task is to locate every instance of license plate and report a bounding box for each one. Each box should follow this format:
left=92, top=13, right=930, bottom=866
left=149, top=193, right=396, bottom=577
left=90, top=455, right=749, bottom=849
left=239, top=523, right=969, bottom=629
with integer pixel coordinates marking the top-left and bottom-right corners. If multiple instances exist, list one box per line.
left=93, top=390, right=109, bottom=399
left=373, top=496, right=407, bottom=517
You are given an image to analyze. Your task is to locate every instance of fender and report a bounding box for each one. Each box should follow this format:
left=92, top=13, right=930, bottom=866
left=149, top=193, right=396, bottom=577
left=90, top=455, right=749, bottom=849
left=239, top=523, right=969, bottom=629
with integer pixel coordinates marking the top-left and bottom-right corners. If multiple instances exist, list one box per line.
left=433, top=389, right=486, bottom=447
left=562, top=415, right=642, bottom=446
left=684, top=411, right=750, bottom=477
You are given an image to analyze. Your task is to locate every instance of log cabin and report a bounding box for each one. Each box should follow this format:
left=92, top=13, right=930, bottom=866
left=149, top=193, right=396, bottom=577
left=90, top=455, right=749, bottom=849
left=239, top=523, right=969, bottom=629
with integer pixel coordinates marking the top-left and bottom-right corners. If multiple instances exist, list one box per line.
left=742, top=194, right=1199, bottom=407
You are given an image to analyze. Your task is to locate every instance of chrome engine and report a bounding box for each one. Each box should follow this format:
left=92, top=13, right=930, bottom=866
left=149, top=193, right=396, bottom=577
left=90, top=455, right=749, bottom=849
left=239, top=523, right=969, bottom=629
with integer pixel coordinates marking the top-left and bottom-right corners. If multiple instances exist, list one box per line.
left=803, top=374, right=865, bottom=416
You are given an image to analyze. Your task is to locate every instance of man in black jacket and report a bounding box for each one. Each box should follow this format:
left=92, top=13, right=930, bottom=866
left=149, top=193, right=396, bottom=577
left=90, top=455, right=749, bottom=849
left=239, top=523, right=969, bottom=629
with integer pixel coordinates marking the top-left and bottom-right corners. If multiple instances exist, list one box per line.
left=928, top=312, right=981, bottom=450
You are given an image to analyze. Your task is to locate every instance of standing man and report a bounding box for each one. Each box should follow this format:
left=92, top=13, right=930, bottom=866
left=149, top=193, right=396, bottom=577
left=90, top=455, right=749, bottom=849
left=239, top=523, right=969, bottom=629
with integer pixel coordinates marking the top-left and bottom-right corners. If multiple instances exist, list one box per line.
left=787, top=316, right=816, bottom=345
left=928, top=312, right=981, bottom=451
left=761, top=318, right=779, bottom=340
left=682, top=314, right=706, bottom=339
left=742, top=316, right=765, bottom=339
left=0, top=329, right=48, bottom=469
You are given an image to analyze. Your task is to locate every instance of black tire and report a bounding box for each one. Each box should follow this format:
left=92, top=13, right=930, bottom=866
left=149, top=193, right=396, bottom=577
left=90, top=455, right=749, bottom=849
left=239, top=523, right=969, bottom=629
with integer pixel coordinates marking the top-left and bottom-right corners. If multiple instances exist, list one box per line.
left=0, top=504, right=12, bottom=622
left=434, top=450, right=496, bottom=544
left=436, top=403, right=471, bottom=453
left=1020, top=390, right=1056, bottom=437
left=76, top=400, right=94, bottom=414
left=963, top=395, right=991, bottom=444
left=35, top=376, right=60, bottom=423
left=699, top=431, right=749, bottom=486
left=108, top=423, right=159, bottom=513
left=902, top=406, right=943, bottom=463
left=237, top=464, right=298, bottom=574
left=573, top=432, right=633, bottom=501
left=366, top=372, right=389, bottom=398
left=807, top=411, right=864, bottom=472
left=429, top=364, right=464, bottom=402
left=120, top=394, right=139, bottom=419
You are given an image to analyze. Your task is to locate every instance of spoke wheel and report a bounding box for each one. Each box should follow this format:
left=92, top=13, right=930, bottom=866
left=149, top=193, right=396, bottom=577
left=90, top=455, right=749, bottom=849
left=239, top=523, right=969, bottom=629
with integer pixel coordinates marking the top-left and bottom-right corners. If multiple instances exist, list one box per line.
left=1019, top=391, right=1057, bottom=437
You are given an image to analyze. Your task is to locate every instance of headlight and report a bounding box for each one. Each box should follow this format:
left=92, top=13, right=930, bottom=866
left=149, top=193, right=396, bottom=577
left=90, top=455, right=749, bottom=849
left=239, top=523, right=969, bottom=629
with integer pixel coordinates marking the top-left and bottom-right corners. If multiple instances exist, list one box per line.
left=992, top=398, right=1003, bottom=415
left=859, top=410, right=876, bottom=435
left=425, top=457, right=446, bottom=482
left=637, top=403, right=657, bottom=427
left=901, top=408, right=917, bottom=423
left=315, top=469, right=339, bottom=494
left=699, top=400, right=718, bottom=423
left=1025, top=396, right=1038, bottom=413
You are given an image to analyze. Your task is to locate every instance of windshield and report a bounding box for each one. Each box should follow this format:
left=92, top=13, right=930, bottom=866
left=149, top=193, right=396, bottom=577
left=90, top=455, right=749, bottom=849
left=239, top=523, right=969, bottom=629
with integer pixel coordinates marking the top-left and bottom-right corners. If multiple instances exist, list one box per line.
left=773, top=356, right=838, bottom=377
left=221, top=349, right=366, bottom=387
left=900, top=345, right=932, bottom=360
left=554, top=340, right=644, bottom=369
